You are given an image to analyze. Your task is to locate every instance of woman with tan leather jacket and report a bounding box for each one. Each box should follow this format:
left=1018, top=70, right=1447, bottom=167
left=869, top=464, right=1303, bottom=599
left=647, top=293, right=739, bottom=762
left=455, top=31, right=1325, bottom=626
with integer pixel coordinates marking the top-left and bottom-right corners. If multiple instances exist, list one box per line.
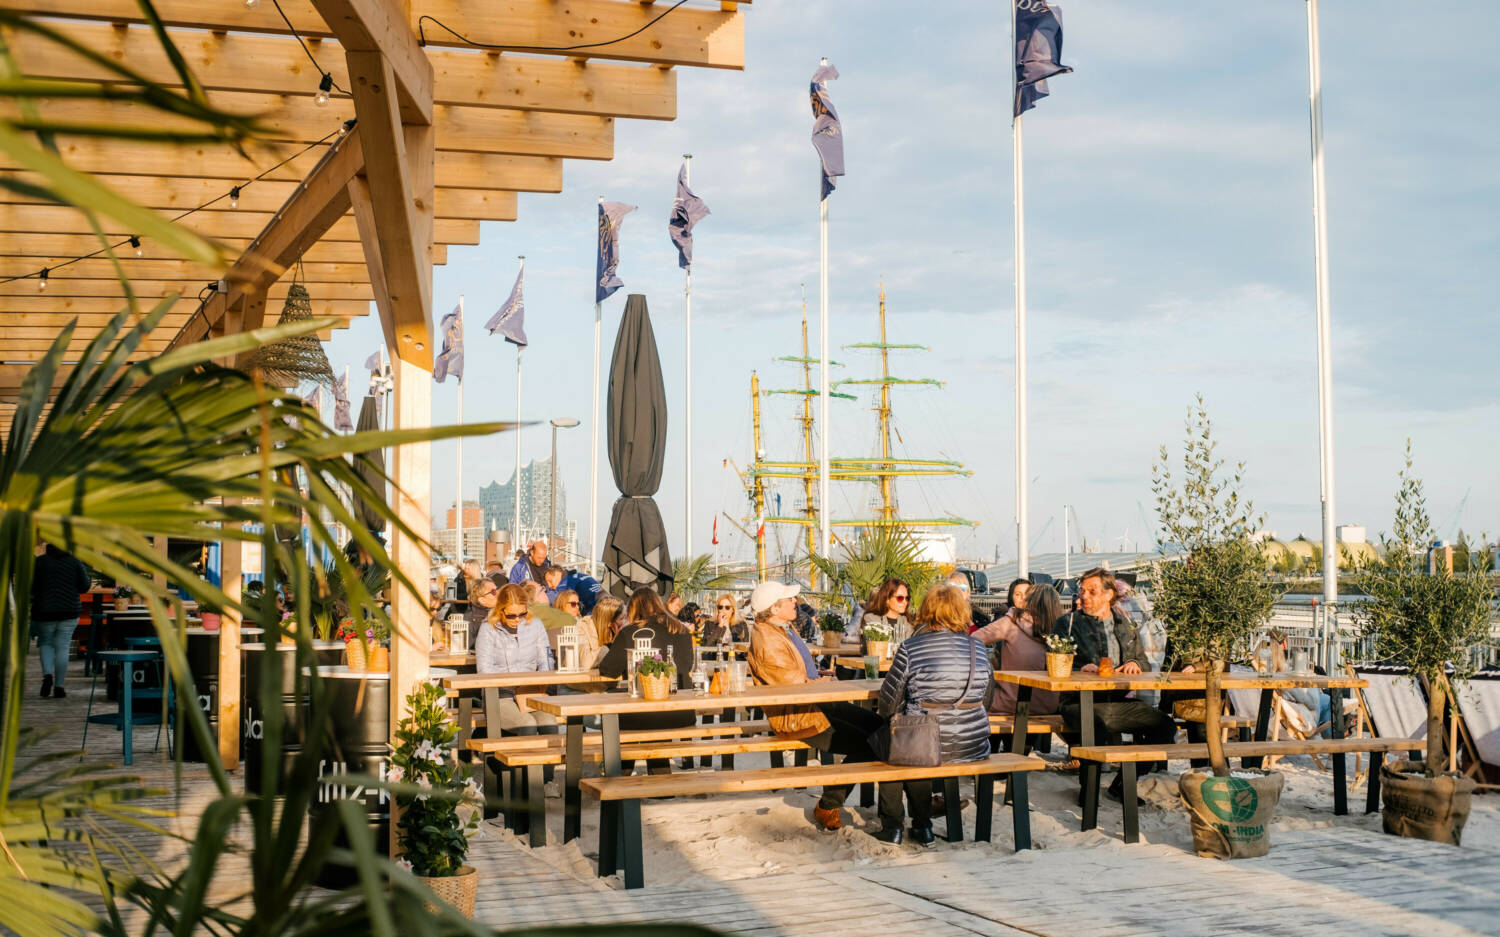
left=746, top=581, right=882, bottom=833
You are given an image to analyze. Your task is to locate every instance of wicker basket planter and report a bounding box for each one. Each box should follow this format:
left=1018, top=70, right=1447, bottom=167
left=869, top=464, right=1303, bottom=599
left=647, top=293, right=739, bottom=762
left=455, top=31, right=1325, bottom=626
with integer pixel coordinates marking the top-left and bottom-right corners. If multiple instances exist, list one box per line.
left=821, top=630, right=844, bottom=649
left=640, top=673, right=672, bottom=701
left=419, top=865, right=477, bottom=919
left=1045, top=652, right=1074, bottom=679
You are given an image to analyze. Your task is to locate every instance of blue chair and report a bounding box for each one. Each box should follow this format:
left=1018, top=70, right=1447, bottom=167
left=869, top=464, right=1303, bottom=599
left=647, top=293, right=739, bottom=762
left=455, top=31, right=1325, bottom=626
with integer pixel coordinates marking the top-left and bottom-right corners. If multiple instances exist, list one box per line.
left=83, top=648, right=167, bottom=765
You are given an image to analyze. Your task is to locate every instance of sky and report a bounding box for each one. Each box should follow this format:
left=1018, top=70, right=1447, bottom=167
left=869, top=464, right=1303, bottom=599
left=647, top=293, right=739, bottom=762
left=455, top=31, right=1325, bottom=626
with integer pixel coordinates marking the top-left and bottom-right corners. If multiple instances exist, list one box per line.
left=324, top=0, right=1500, bottom=570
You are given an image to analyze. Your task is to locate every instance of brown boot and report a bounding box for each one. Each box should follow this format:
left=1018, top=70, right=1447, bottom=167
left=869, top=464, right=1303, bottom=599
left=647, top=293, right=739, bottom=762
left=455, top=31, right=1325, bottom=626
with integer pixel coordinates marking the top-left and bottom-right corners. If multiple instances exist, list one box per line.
left=813, top=806, right=842, bottom=831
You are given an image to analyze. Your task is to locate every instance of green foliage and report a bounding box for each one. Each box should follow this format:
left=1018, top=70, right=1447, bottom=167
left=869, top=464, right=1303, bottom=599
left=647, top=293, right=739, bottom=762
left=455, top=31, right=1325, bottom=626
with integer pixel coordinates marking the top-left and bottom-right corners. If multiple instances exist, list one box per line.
left=389, top=683, right=481, bottom=878
left=817, top=613, right=845, bottom=634
left=635, top=653, right=676, bottom=678
left=671, top=553, right=734, bottom=599
left=810, top=525, right=939, bottom=612
left=861, top=621, right=893, bottom=643
left=1149, top=397, right=1282, bottom=668
left=307, top=561, right=390, bottom=640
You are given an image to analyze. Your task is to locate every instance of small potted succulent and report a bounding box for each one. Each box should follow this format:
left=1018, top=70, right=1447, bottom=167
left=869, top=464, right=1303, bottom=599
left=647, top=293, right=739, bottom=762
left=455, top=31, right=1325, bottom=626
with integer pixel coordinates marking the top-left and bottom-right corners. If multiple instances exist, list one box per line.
left=819, top=612, right=846, bottom=649
left=636, top=653, right=675, bottom=702
left=1043, top=633, right=1076, bottom=679
left=336, top=617, right=390, bottom=672
left=862, top=620, right=893, bottom=660
left=389, top=681, right=483, bottom=918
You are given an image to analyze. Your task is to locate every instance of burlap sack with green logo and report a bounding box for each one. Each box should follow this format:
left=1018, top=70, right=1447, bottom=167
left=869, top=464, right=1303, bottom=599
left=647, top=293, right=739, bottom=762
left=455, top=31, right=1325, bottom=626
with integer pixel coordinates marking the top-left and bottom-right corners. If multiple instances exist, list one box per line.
left=1381, top=759, right=1477, bottom=845
left=1179, top=770, right=1284, bottom=859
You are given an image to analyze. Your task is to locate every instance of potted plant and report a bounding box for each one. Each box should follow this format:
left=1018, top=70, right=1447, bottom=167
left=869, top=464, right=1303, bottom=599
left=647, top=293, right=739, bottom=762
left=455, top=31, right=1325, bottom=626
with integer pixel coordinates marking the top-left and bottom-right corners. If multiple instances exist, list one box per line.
left=863, top=620, right=893, bottom=660
left=113, top=583, right=135, bottom=612
left=336, top=617, right=390, bottom=672
left=1353, top=444, right=1490, bottom=845
left=819, top=612, right=846, bottom=649
left=389, top=681, right=483, bottom=918
left=1043, top=634, right=1076, bottom=679
left=636, top=653, right=675, bottom=702
left=196, top=598, right=222, bottom=632
left=1150, top=398, right=1282, bottom=859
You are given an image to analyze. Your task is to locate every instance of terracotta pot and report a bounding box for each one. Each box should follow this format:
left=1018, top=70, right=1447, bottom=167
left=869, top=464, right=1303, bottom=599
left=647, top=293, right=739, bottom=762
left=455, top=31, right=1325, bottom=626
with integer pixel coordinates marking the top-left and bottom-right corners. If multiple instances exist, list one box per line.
left=866, top=640, right=890, bottom=661
left=344, top=639, right=368, bottom=671
left=1381, top=759, right=1477, bottom=845
left=367, top=646, right=390, bottom=673
left=639, top=672, right=671, bottom=701
left=1045, top=653, right=1074, bottom=679
left=199, top=612, right=221, bottom=632
left=419, top=865, right=477, bottom=919
left=821, top=630, right=844, bottom=649
left=113, top=598, right=131, bottom=612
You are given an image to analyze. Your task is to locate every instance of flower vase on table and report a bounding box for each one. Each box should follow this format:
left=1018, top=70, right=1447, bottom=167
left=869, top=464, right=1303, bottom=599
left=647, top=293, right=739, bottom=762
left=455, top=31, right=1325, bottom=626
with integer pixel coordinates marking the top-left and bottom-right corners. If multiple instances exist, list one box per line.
left=636, top=654, right=675, bottom=702
left=336, top=619, right=390, bottom=672
left=862, top=622, right=893, bottom=661
left=1044, top=634, right=1076, bottom=679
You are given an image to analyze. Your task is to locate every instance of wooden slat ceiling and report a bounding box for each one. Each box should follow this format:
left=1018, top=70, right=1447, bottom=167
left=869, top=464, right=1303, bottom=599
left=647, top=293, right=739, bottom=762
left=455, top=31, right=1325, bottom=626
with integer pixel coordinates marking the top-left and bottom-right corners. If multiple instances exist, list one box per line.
left=0, top=0, right=748, bottom=403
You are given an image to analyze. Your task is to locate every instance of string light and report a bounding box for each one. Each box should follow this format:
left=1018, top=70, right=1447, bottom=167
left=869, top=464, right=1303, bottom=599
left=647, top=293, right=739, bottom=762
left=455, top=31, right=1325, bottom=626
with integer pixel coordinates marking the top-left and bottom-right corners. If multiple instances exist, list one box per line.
left=340, top=118, right=356, bottom=135
left=314, top=73, right=333, bottom=107
left=229, top=186, right=241, bottom=209
left=129, top=235, right=142, bottom=257
left=243, top=0, right=260, bottom=7
left=38, top=268, right=48, bottom=291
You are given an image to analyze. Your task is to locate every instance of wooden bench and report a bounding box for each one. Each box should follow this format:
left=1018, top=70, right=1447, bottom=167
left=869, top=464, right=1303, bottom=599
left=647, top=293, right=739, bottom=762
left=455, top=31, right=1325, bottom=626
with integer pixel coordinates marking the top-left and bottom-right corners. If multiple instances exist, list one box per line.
left=581, top=752, right=1047, bottom=888
left=990, top=713, right=1065, bottom=734
left=1069, top=737, right=1424, bottom=843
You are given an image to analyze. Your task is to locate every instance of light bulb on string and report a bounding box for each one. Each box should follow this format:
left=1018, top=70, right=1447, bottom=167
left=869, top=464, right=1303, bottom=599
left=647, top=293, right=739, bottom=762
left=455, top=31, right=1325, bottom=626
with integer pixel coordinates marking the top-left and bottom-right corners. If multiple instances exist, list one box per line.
left=315, top=73, right=333, bottom=107
left=129, top=235, right=142, bottom=257
left=243, top=0, right=259, bottom=7
left=340, top=118, right=356, bottom=136
left=229, top=186, right=241, bottom=209
left=38, top=268, right=48, bottom=291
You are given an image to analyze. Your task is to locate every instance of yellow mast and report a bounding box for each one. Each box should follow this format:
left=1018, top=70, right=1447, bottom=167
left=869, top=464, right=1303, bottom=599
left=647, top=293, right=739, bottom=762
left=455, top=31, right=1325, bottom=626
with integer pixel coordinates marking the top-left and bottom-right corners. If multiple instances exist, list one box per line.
left=751, top=371, right=767, bottom=581
left=799, top=300, right=820, bottom=589
left=876, top=281, right=895, bottom=522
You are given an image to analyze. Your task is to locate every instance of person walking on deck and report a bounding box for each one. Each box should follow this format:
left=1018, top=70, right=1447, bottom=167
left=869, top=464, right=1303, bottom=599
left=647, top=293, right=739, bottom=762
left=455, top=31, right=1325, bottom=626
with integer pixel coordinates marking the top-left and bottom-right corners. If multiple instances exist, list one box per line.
left=32, top=542, right=91, bottom=699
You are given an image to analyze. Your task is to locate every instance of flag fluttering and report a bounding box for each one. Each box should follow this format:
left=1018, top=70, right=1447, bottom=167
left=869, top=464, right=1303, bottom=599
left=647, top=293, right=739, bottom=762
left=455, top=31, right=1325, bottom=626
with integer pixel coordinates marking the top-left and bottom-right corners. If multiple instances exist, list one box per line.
left=301, top=384, right=321, bottom=411
left=364, top=348, right=382, bottom=373
left=434, top=303, right=464, bottom=383
left=485, top=267, right=527, bottom=347
left=333, top=373, right=353, bottom=431
left=711, top=515, right=719, bottom=546
left=809, top=63, right=845, bottom=199
left=596, top=201, right=637, bottom=303
left=1014, top=1, right=1072, bottom=117
left=668, top=164, right=710, bottom=269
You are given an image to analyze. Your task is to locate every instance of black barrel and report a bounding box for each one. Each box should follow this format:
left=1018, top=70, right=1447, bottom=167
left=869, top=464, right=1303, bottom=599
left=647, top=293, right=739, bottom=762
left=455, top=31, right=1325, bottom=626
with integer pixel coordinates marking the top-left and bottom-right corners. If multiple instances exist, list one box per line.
left=178, top=628, right=228, bottom=763
left=241, top=641, right=343, bottom=794
left=103, top=611, right=157, bottom=703
left=309, top=667, right=391, bottom=889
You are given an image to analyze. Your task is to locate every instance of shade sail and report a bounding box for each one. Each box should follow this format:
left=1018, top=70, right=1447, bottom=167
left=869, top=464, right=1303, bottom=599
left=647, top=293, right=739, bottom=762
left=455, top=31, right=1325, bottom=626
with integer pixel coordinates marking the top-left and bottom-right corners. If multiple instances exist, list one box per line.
left=602, top=294, right=672, bottom=598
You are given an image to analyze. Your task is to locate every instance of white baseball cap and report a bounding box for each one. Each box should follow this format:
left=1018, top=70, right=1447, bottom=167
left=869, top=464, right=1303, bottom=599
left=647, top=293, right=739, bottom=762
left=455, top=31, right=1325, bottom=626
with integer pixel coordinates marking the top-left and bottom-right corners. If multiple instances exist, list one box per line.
left=749, top=581, right=800, bottom=614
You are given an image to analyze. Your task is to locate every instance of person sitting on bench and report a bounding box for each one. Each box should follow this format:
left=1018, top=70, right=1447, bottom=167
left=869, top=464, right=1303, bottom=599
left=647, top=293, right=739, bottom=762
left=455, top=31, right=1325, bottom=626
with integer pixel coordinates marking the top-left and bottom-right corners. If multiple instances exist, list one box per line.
left=598, top=588, right=696, bottom=774
left=747, top=581, right=881, bottom=833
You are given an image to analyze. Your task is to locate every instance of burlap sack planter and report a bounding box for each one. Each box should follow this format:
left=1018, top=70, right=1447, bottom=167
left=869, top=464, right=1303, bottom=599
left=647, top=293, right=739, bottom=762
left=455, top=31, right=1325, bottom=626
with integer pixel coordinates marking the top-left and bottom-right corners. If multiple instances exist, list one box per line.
left=1179, top=770, right=1284, bottom=860
left=1381, top=759, right=1477, bottom=845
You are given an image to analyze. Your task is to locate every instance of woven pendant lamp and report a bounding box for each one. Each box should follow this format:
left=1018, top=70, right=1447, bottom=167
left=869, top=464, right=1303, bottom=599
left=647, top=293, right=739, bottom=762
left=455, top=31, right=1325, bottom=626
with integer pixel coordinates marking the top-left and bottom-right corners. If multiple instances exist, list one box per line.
left=245, top=283, right=336, bottom=388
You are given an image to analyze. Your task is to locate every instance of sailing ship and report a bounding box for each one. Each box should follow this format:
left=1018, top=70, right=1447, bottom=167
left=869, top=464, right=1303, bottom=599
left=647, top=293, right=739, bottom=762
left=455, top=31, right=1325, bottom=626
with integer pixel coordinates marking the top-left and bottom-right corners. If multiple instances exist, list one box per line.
left=738, top=285, right=975, bottom=587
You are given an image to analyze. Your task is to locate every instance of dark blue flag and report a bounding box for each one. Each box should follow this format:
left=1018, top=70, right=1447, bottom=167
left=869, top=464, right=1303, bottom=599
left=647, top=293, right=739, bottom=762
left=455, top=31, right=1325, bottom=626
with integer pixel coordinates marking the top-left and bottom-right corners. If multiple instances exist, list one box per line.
left=485, top=267, right=527, bottom=348
left=1014, top=1, right=1072, bottom=117
left=810, top=63, right=845, bottom=200
left=596, top=201, right=637, bottom=303
left=667, top=164, right=710, bottom=269
left=433, top=302, right=464, bottom=383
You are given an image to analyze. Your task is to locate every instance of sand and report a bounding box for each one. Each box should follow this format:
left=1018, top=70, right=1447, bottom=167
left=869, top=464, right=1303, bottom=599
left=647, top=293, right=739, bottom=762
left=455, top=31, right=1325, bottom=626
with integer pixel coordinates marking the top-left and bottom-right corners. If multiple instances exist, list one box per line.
left=492, top=752, right=1500, bottom=889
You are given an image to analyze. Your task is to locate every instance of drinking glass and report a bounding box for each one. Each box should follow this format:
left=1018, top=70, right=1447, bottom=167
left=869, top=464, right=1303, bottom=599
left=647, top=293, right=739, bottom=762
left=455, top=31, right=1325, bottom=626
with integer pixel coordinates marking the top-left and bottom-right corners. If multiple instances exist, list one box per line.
left=728, top=661, right=748, bottom=694
left=863, top=655, right=880, bottom=680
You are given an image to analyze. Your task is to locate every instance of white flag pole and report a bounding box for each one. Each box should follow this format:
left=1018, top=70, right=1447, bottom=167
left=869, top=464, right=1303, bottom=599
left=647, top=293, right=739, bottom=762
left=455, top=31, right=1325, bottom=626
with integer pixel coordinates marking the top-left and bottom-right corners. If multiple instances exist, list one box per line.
left=456, top=296, right=464, bottom=565
left=1306, top=0, right=1338, bottom=659
left=1011, top=1, right=1030, bottom=581
left=817, top=59, right=831, bottom=560
left=590, top=198, right=604, bottom=579
left=683, top=154, right=694, bottom=560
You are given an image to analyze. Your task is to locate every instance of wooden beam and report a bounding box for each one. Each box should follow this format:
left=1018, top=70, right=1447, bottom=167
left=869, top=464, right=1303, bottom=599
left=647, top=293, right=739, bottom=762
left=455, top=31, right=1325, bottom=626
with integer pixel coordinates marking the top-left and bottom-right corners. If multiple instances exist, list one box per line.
left=0, top=205, right=481, bottom=245
left=0, top=280, right=374, bottom=300
left=389, top=352, right=431, bottom=749
left=0, top=256, right=375, bottom=282
left=0, top=234, right=449, bottom=266
left=5, top=0, right=747, bottom=70
left=0, top=301, right=369, bottom=323
left=7, top=21, right=674, bottom=121
left=347, top=176, right=395, bottom=351
left=310, top=0, right=433, bottom=125
left=218, top=505, right=243, bottom=768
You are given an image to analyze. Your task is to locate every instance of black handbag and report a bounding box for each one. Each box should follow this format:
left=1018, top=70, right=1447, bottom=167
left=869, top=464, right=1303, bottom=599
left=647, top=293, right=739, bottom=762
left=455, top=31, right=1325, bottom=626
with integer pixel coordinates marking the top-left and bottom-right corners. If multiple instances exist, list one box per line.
left=883, top=637, right=980, bottom=767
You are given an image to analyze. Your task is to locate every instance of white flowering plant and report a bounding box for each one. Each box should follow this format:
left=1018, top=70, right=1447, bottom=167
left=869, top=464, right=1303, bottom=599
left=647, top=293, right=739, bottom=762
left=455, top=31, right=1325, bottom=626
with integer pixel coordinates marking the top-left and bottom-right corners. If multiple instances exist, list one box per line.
left=388, top=681, right=481, bottom=877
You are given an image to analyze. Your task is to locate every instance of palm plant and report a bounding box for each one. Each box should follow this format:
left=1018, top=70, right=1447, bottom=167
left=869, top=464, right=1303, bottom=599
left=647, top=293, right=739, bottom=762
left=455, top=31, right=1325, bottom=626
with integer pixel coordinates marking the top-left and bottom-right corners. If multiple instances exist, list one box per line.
left=671, top=553, right=734, bottom=601
left=810, top=525, right=940, bottom=614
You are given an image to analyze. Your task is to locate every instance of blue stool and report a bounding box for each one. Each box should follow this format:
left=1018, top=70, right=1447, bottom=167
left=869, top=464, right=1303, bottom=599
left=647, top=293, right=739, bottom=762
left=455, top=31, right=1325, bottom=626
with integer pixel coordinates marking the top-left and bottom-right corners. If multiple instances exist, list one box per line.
left=84, top=649, right=164, bottom=765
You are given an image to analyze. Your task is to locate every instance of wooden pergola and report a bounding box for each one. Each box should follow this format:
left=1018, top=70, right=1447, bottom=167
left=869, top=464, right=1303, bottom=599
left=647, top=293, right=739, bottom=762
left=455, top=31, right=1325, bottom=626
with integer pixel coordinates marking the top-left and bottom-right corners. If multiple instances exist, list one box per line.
left=0, top=0, right=749, bottom=762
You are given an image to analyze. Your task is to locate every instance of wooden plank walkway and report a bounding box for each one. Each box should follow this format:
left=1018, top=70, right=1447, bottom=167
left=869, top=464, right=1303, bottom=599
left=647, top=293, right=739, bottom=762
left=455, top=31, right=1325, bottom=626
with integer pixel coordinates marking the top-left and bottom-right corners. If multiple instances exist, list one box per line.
left=17, top=657, right=1500, bottom=936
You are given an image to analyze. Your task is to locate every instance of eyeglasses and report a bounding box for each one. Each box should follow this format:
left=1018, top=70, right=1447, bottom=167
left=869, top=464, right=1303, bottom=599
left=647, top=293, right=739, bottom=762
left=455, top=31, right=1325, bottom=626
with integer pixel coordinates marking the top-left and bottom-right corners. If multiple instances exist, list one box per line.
left=566, top=601, right=580, bottom=608
left=892, top=594, right=910, bottom=603
left=718, top=604, right=733, bottom=610
left=501, top=612, right=526, bottom=621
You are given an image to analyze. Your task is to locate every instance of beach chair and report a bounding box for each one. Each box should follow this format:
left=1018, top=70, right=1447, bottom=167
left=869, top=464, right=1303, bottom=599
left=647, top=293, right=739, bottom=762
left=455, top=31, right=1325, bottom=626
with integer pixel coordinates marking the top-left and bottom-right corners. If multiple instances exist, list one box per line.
left=1344, top=664, right=1426, bottom=786
left=1450, top=669, right=1500, bottom=791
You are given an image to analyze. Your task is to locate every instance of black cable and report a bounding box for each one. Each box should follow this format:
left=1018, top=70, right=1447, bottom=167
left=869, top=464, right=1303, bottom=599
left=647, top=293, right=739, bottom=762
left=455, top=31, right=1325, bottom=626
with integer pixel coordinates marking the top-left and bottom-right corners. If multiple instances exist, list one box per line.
left=417, top=0, right=691, bottom=52
left=270, top=0, right=348, bottom=94
left=0, top=127, right=344, bottom=285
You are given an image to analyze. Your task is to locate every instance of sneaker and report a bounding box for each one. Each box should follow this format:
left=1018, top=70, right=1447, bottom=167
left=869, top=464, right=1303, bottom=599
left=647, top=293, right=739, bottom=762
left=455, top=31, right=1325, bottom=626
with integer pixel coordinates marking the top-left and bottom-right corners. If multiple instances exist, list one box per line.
left=53, top=686, right=67, bottom=699
left=871, top=825, right=904, bottom=845
left=908, top=825, right=937, bottom=848
left=40, top=675, right=53, bottom=698
left=813, top=806, right=842, bottom=832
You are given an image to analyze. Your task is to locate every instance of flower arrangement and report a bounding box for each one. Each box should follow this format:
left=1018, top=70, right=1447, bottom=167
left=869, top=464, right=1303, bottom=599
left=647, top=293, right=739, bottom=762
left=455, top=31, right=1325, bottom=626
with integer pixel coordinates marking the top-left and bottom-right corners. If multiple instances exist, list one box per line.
left=335, top=616, right=390, bottom=647
left=818, top=613, right=846, bottom=634
left=862, top=621, right=893, bottom=643
left=635, top=653, right=675, bottom=678
left=1043, top=634, right=1077, bottom=655
left=389, top=681, right=482, bottom=879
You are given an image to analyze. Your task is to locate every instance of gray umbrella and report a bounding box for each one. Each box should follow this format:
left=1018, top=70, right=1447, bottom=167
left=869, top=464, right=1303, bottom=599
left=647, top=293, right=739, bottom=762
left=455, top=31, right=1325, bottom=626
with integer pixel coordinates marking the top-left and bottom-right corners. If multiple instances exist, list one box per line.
left=602, top=294, right=672, bottom=599
left=351, top=395, right=386, bottom=533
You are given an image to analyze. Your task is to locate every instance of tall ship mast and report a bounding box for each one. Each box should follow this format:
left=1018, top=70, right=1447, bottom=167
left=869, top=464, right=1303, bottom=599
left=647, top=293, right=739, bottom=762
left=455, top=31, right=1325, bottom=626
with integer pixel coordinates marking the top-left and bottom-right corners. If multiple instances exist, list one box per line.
left=745, top=284, right=975, bottom=587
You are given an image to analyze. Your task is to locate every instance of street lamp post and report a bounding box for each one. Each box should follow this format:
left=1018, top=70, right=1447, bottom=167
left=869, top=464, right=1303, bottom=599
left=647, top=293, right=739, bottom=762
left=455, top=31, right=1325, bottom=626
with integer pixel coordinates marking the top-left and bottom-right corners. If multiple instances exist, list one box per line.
left=549, top=418, right=581, bottom=559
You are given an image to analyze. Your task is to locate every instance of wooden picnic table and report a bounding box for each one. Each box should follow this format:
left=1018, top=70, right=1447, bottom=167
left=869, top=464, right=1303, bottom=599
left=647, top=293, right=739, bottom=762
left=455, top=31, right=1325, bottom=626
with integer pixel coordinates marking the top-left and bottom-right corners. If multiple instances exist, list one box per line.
left=994, top=669, right=1370, bottom=822
left=529, top=679, right=883, bottom=843
left=440, top=669, right=611, bottom=754
left=430, top=650, right=475, bottom=668
left=834, top=656, right=892, bottom=674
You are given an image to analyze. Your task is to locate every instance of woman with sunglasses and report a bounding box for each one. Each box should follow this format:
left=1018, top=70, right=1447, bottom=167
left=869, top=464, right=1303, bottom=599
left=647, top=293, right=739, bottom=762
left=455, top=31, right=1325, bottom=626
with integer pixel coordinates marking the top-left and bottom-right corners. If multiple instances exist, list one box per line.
left=862, top=579, right=913, bottom=650
left=474, top=583, right=558, bottom=735
left=464, top=578, right=500, bottom=649
left=700, top=594, right=748, bottom=646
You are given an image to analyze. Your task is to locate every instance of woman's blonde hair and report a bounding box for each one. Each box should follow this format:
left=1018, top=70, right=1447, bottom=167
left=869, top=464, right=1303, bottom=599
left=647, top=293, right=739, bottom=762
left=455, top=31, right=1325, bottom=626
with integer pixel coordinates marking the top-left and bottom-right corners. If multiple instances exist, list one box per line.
left=553, top=589, right=579, bottom=613
left=714, top=593, right=741, bottom=627
left=488, top=583, right=530, bottom=623
left=914, top=584, right=971, bottom=634
left=589, top=595, right=623, bottom=646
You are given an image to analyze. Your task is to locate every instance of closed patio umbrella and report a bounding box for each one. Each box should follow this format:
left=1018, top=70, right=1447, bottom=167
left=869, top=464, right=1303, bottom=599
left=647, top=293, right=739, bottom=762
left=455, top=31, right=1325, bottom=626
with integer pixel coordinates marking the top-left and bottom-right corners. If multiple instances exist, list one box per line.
left=601, top=294, right=672, bottom=598
left=350, top=395, right=386, bottom=535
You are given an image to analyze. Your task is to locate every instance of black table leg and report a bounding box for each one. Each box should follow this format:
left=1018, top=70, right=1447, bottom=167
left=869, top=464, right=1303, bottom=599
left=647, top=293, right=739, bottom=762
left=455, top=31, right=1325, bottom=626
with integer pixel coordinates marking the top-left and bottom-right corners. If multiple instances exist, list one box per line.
left=457, top=696, right=474, bottom=758
left=860, top=780, right=875, bottom=808
left=1011, top=771, right=1032, bottom=850
left=699, top=711, right=715, bottom=768
left=1003, top=685, right=1033, bottom=807
left=1367, top=750, right=1384, bottom=814
left=621, top=798, right=644, bottom=889
left=1080, top=691, right=1099, bottom=831
left=719, top=708, right=736, bottom=769
left=943, top=777, right=963, bottom=842
left=1330, top=687, right=1348, bottom=816
left=564, top=717, right=583, bottom=843
left=527, top=763, right=547, bottom=847
left=1245, top=688, right=1274, bottom=770
left=1121, top=762, right=1139, bottom=844
left=597, top=801, right=619, bottom=878
left=975, top=774, right=994, bottom=842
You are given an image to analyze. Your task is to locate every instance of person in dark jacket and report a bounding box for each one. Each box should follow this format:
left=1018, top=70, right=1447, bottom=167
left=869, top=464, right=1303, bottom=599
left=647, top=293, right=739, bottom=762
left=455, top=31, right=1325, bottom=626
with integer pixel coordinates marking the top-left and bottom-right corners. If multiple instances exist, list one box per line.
left=874, top=584, right=994, bottom=845
left=598, top=591, right=696, bottom=774
left=31, top=542, right=91, bottom=698
left=1053, top=567, right=1176, bottom=801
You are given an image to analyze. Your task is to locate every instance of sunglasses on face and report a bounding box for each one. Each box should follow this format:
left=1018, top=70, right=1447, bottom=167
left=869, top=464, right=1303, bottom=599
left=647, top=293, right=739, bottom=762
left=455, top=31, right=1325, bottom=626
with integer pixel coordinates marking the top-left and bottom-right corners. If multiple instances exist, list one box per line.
left=566, top=600, right=580, bottom=608
left=718, top=605, right=732, bottom=610
left=501, top=612, right=526, bottom=621
left=893, top=594, right=909, bottom=602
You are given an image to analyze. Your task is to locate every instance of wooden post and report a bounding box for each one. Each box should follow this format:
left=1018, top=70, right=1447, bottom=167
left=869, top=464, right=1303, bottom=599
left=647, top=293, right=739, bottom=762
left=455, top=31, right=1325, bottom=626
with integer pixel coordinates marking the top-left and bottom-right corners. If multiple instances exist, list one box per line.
left=218, top=511, right=243, bottom=768
left=152, top=535, right=168, bottom=587
left=389, top=355, right=431, bottom=732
